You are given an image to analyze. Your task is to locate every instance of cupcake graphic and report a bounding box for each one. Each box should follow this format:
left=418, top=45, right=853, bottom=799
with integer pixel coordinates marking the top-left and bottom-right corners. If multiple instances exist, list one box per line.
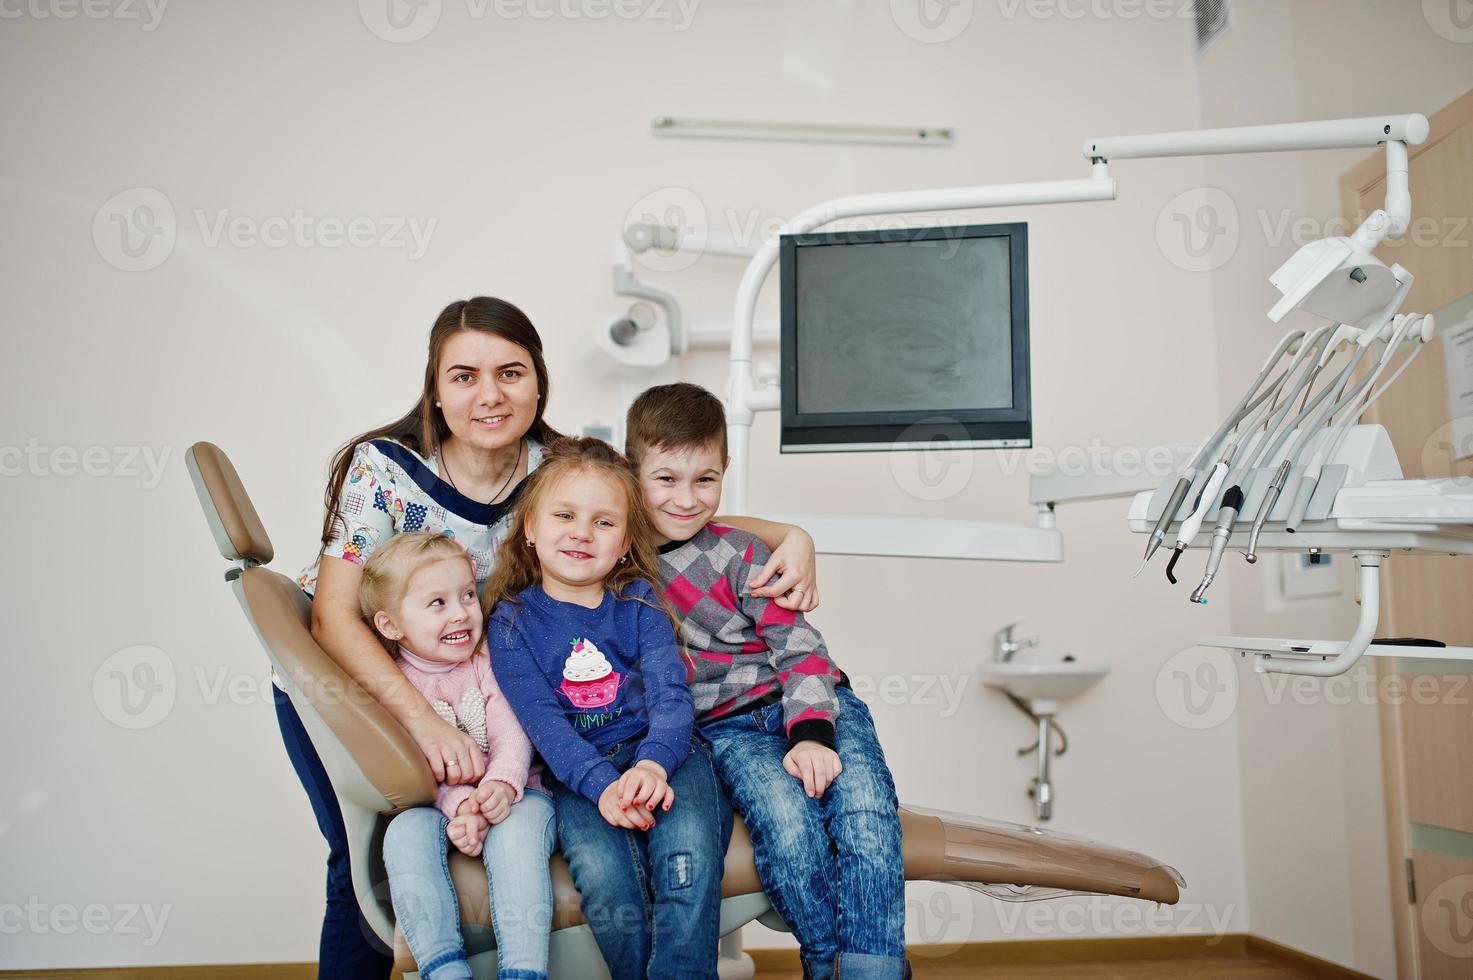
left=558, top=638, right=622, bottom=710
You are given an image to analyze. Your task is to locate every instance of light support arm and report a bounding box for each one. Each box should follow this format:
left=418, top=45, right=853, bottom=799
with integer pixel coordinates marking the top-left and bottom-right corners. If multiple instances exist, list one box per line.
left=1083, top=114, right=1428, bottom=161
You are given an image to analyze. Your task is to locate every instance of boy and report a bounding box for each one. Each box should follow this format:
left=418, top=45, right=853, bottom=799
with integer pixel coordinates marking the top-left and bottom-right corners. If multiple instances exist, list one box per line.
left=625, top=382, right=908, bottom=980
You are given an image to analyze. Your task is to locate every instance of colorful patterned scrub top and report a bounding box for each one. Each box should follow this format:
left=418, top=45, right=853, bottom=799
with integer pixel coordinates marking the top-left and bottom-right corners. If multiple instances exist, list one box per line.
left=298, top=437, right=546, bottom=597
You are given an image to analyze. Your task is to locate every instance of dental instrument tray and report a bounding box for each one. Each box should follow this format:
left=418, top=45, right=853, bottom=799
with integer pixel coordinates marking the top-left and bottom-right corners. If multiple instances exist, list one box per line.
left=1127, top=425, right=1473, bottom=556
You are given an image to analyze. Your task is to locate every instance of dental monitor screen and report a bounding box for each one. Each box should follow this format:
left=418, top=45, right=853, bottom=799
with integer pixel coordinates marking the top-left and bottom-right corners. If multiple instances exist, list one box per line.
left=779, top=221, right=1031, bottom=453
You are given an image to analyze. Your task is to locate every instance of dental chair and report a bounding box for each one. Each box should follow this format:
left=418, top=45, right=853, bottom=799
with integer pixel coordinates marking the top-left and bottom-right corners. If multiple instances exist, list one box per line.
left=186, top=441, right=1183, bottom=978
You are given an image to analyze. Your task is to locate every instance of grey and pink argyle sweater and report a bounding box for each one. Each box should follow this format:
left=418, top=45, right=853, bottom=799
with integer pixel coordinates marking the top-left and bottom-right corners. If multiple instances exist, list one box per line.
left=657, top=522, right=845, bottom=750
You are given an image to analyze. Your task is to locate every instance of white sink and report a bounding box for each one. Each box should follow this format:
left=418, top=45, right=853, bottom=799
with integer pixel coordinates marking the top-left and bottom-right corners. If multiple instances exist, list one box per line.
left=981, top=658, right=1109, bottom=712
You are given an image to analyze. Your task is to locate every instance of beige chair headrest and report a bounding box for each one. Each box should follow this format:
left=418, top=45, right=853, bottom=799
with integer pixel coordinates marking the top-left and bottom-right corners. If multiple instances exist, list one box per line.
left=187, top=442, right=274, bottom=566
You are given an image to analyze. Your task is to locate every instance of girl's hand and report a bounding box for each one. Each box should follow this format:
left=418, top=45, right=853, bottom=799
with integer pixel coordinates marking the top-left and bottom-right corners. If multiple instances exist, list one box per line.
left=476, top=781, right=517, bottom=826
left=748, top=527, right=820, bottom=613
left=619, top=760, right=675, bottom=816
left=447, top=801, right=489, bottom=856
left=783, top=740, right=842, bottom=798
left=409, top=714, right=486, bottom=785
left=599, top=782, right=651, bottom=831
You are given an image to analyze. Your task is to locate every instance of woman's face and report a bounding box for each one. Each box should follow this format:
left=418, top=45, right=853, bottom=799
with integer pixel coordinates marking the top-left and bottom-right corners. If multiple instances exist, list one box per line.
left=435, top=330, right=540, bottom=454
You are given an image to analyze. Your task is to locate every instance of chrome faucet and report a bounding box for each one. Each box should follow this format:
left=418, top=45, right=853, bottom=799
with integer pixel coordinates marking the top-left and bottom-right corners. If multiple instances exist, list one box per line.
left=994, top=622, right=1038, bottom=662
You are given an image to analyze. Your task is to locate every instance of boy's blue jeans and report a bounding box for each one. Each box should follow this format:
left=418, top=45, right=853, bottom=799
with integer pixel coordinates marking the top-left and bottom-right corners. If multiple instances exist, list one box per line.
left=701, top=687, right=906, bottom=980
left=382, top=790, right=557, bottom=980
left=551, top=739, right=732, bottom=980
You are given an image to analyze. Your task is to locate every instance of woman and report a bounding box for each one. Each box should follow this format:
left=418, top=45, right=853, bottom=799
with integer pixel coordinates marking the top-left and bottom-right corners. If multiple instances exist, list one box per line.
left=286, top=296, right=819, bottom=978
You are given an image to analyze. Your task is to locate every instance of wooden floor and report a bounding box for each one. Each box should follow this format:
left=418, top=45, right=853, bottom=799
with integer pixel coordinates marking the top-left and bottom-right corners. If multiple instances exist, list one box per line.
left=757, top=953, right=1327, bottom=978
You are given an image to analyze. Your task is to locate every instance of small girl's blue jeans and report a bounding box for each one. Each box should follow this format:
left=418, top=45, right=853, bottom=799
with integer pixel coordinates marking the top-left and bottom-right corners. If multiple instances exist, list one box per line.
left=382, top=789, right=556, bottom=980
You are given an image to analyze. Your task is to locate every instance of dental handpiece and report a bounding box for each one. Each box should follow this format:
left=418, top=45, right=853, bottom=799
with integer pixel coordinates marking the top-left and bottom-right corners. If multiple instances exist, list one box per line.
left=1165, top=456, right=1231, bottom=585
left=1189, top=485, right=1244, bottom=604
left=1245, top=459, right=1292, bottom=563
left=1144, top=331, right=1304, bottom=559
left=1138, top=476, right=1192, bottom=573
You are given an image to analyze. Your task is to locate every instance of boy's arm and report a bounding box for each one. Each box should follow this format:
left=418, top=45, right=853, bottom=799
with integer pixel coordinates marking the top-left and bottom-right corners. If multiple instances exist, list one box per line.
left=734, top=535, right=843, bottom=750
left=490, top=616, right=621, bottom=803
left=475, top=653, right=532, bottom=800
left=631, top=590, right=694, bottom=777
left=713, top=515, right=818, bottom=611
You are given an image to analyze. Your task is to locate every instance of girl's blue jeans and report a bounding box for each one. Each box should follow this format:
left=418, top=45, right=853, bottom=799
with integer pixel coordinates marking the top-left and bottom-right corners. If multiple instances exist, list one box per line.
left=551, top=739, right=732, bottom=980
left=701, top=687, right=907, bottom=980
left=382, top=790, right=557, bottom=980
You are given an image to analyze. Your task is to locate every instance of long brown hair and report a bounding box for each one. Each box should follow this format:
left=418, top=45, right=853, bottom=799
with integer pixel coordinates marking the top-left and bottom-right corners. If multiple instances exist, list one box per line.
left=482, top=437, right=681, bottom=642
left=319, top=297, right=563, bottom=546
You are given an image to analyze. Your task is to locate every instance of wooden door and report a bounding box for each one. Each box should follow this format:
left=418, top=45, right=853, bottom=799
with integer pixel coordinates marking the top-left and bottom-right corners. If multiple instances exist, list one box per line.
left=1340, top=89, right=1473, bottom=979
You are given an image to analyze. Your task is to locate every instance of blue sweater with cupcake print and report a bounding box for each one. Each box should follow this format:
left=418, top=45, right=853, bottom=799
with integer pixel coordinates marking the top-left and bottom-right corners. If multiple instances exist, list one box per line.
left=489, top=579, right=694, bottom=802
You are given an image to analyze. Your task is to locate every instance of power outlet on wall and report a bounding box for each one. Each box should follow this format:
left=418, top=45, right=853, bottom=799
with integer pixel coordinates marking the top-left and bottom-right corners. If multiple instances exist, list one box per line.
left=1280, top=551, right=1341, bottom=601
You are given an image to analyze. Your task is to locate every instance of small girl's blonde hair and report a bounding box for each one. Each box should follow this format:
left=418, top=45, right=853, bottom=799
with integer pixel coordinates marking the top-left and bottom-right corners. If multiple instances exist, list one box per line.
left=358, top=532, right=475, bottom=654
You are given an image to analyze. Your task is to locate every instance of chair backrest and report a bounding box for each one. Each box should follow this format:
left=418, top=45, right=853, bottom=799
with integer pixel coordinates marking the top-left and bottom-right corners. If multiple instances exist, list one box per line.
left=186, top=442, right=274, bottom=566
left=185, top=442, right=435, bottom=811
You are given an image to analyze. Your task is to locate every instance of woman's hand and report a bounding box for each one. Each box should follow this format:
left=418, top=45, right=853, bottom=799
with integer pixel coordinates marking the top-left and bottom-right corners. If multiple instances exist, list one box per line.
left=749, top=527, right=820, bottom=613
left=409, top=713, right=486, bottom=785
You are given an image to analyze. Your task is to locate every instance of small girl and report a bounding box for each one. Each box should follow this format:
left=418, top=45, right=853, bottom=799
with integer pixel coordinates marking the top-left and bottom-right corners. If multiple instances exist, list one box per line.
left=363, top=532, right=556, bottom=980
left=485, top=437, right=730, bottom=980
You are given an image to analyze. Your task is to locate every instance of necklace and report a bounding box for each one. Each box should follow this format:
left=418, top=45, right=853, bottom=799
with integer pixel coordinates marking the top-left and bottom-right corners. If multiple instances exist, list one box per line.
left=441, top=438, right=523, bottom=505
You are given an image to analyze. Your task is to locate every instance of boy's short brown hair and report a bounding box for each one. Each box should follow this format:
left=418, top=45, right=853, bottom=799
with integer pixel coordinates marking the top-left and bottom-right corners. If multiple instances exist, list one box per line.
left=625, top=382, right=728, bottom=470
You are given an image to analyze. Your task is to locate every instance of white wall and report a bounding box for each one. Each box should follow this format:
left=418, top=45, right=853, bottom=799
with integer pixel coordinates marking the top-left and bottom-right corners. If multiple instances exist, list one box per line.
left=0, top=0, right=1285, bottom=969
left=1196, top=2, right=1473, bottom=977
